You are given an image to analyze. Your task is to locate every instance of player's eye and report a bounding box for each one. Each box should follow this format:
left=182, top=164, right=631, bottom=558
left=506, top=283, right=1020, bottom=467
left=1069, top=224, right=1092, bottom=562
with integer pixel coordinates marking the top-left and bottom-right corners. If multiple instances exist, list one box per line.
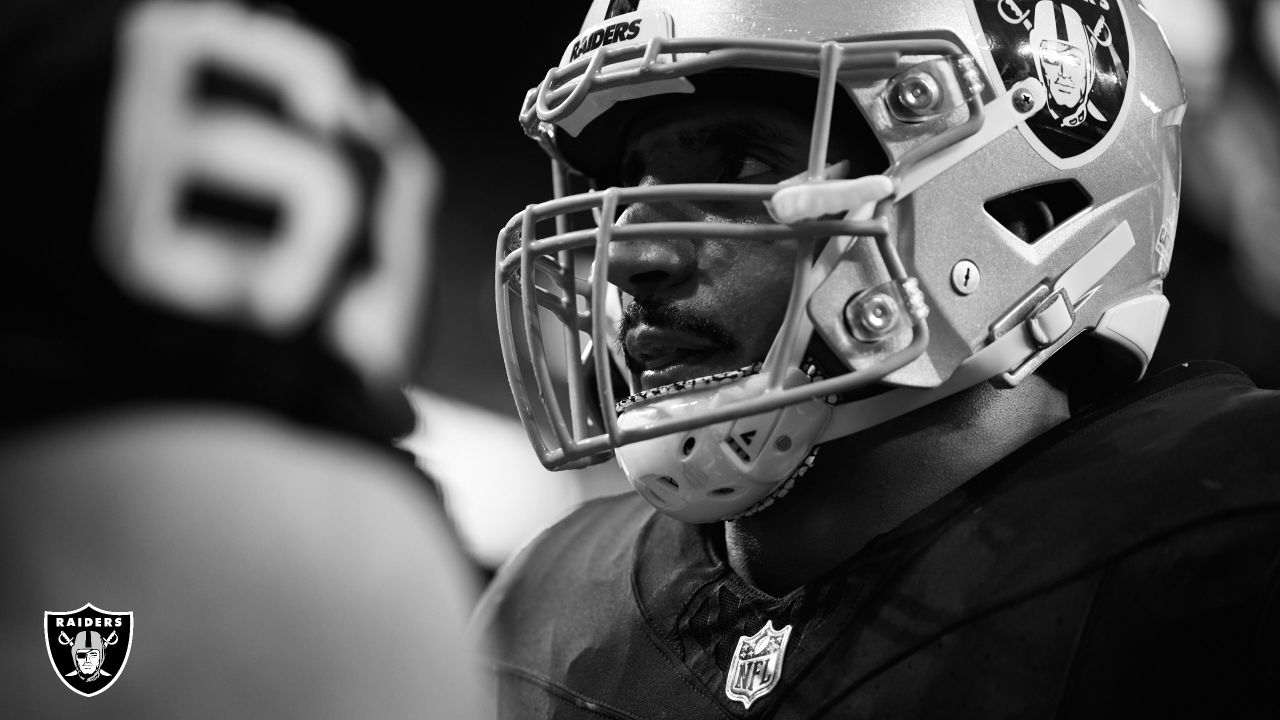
left=719, top=154, right=775, bottom=183
left=730, top=155, right=773, bottom=182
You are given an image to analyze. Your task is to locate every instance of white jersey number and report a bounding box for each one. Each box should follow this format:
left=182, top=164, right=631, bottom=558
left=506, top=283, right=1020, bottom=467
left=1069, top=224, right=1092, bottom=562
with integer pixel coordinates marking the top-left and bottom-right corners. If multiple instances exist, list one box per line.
left=98, top=0, right=437, bottom=384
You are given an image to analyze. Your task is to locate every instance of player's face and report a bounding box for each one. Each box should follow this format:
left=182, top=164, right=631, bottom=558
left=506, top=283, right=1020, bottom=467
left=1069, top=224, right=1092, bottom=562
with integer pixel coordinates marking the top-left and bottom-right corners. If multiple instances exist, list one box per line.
left=76, top=648, right=102, bottom=675
left=609, top=94, right=857, bottom=391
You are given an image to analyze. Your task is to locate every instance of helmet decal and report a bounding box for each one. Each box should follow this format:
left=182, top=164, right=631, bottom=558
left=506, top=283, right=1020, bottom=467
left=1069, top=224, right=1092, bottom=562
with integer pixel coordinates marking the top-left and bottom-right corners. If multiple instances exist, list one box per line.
left=971, top=0, right=1131, bottom=164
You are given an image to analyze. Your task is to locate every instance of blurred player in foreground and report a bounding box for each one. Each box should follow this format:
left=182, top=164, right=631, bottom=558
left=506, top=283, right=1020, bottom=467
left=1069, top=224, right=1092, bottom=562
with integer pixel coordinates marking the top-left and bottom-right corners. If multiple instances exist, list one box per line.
left=477, top=0, right=1280, bottom=717
left=0, top=0, right=488, bottom=716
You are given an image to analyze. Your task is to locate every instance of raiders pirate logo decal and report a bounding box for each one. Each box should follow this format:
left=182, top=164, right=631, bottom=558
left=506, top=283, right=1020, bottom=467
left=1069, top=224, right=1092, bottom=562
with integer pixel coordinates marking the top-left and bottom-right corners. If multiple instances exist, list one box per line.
left=971, top=0, right=1131, bottom=165
left=725, top=620, right=792, bottom=709
left=44, top=603, right=134, bottom=697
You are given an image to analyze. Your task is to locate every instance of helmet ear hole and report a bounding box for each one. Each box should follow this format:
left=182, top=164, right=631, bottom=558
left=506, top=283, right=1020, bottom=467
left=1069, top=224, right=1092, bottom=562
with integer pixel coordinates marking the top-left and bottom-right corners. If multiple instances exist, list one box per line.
left=984, top=180, right=1092, bottom=244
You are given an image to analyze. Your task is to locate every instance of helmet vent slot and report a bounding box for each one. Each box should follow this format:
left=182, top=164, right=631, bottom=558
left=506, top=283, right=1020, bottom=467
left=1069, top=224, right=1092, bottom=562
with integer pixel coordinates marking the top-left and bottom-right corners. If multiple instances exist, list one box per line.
left=984, top=180, right=1091, bottom=244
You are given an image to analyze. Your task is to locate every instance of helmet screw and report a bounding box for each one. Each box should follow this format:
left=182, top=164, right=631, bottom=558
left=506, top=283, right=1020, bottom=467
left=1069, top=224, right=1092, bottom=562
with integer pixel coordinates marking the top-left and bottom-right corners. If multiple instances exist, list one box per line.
left=950, top=259, right=980, bottom=295
left=1012, top=88, right=1036, bottom=113
left=895, top=71, right=941, bottom=115
left=775, top=436, right=792, bottom=452
left=845, top=291, right=900, bottom=341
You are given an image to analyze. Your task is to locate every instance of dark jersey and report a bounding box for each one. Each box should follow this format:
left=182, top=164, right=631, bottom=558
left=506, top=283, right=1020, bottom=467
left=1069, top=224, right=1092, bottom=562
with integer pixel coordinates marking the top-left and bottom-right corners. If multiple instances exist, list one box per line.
left=0, top=0, right=424, bottom=445
left=473, top=361, right=1280, bottom=719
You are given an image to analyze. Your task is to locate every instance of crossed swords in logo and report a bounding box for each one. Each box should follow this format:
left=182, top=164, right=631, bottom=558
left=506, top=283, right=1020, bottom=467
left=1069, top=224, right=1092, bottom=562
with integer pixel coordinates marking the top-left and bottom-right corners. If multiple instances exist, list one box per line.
left=57, top=630, right=118, bottom=677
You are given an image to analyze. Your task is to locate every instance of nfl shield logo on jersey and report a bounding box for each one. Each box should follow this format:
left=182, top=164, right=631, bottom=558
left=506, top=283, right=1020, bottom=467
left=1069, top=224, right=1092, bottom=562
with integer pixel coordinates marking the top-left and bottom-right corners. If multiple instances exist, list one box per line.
left=725, top=620, right=792, bottom=709
left=44, top=603, right=134, bottom=697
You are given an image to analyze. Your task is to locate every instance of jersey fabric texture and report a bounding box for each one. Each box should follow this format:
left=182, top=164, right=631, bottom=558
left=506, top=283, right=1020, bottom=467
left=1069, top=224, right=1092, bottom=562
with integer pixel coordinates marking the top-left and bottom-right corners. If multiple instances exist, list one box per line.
left=474, top=361, right=1280, bottom=719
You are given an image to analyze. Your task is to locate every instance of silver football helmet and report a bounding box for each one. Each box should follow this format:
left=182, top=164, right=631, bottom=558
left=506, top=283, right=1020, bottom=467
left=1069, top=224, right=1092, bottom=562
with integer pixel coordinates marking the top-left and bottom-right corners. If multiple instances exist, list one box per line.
left=496, top=0, right=1185, bottom=522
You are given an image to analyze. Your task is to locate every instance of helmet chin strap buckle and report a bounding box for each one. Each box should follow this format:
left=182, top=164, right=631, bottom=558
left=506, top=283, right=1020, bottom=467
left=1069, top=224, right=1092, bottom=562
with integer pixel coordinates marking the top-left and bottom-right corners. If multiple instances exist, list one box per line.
left=995, top=285, right=1086, bottom=387
left=1027, top=288, right=1076, bottom=347
left=999, top=220, right=1137, bottom=386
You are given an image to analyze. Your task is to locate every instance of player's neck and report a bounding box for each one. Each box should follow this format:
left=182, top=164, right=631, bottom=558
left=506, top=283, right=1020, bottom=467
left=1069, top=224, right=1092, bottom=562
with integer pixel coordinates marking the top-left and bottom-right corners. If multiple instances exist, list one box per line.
left=722, top=374, right=1071, bottom=597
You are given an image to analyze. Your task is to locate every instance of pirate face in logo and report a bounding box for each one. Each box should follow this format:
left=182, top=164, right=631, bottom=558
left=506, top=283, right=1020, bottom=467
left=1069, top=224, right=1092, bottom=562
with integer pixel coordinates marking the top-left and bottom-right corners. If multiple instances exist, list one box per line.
left=973, top=0, right=1130, bottom=161
left=68, top=630, right=112, bottom=681
left=1031, top=1, right=1094, bottom=125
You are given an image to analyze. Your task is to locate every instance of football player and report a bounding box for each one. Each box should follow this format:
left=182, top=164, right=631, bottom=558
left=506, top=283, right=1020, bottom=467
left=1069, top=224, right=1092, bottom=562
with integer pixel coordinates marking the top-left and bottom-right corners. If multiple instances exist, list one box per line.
left=476, top=0, right=1280, bottom=717
left=0, top=0, right=489, bottom=716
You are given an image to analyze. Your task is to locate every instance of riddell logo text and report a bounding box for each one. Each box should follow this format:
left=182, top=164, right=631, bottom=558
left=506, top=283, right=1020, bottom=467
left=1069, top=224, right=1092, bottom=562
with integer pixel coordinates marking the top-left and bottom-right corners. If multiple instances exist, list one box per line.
left=569, top=19, right=642, bottom=61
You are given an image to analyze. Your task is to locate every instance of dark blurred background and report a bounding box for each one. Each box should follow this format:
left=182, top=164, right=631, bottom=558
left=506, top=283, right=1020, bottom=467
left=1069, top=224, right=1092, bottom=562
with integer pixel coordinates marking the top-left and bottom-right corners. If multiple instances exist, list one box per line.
left=284, top=1, right=590, bottom=414
left=284, top=0, right=1280, bottom=574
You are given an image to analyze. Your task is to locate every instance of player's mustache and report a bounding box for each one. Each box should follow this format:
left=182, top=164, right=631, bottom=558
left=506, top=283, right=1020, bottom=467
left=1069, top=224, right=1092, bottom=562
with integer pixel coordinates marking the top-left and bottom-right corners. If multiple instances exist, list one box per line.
left=617, top=299, right=738, bottom=375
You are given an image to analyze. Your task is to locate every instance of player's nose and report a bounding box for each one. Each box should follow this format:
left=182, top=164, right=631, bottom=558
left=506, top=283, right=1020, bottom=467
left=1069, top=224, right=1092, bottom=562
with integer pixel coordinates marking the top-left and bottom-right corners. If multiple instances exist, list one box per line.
left=608, top=181, right=696, bottom=299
